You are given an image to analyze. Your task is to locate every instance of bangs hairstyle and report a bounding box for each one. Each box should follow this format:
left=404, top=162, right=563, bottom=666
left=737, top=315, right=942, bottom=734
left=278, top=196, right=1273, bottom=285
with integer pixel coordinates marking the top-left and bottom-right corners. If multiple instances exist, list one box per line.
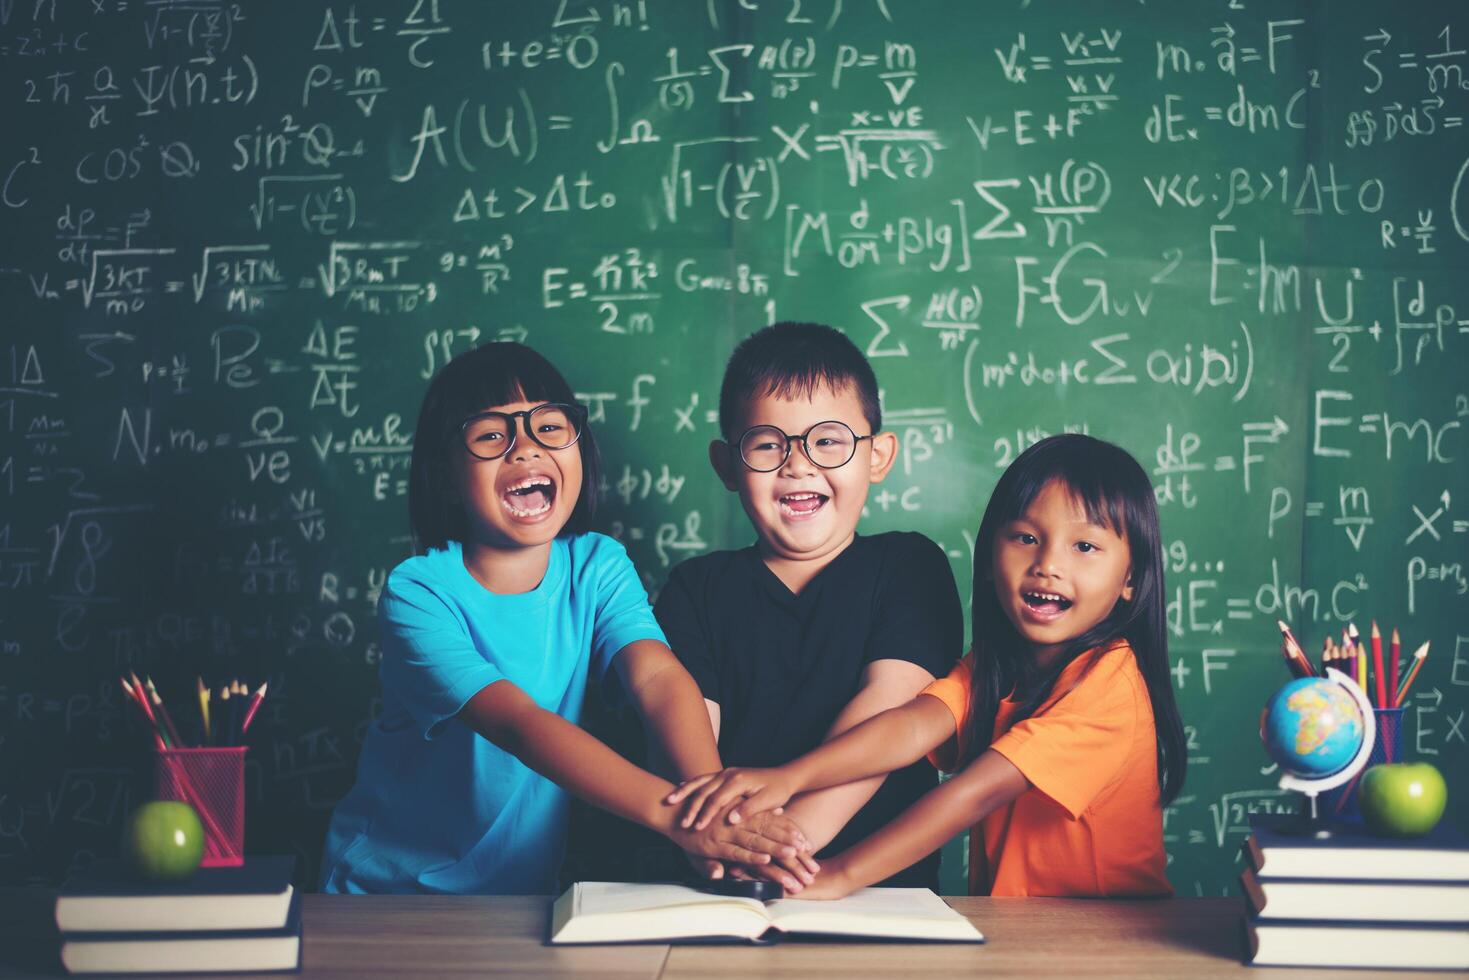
left=964, top=433, right=1186, bottom=806
left=407, top=342, right=601, bottom=551
left=718, top=321, right=882, bottom=440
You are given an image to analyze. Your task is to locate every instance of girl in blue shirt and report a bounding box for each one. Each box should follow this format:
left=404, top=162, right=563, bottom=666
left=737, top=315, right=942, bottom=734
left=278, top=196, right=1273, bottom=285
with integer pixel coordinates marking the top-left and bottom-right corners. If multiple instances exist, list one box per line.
left=321, top=343, right=817, bottom=894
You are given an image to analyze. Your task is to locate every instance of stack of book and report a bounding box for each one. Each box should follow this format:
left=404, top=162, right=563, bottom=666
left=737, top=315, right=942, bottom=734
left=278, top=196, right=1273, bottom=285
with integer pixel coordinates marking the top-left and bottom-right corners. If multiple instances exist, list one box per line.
left=55, top=855, right=300, bottom=974
left=1241, top=816, right=1469, bottom=970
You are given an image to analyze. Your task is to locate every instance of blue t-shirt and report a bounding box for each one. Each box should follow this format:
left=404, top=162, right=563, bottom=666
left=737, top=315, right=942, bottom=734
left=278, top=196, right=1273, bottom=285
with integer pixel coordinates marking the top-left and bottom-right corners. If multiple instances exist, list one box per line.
left=319, top=532, right=666, bottom=894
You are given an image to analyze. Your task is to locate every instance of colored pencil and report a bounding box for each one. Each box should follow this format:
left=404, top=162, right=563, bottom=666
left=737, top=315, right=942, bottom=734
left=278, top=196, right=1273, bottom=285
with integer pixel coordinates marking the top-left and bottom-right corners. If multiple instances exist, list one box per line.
left=128, top=671, right=171, bottom=748
left=119, top=674, right=138, bottom=708
left=1370, top=622, right=1386, bottom=709
left=218, top=686, right=233, bottom=747
left=233, top=680, right=246, bottom=742
left=120, top=676, right=166, bottom=749
left=1394, top=641, right=1431, bottom=707
left=145, top=676, right=183, bottom=748
left=239, top=681, right=269, bottom=735
left=1348, top=624, right=1366, bottom=692
left=1388, top=628, right=1401, bottom=711
left=1276, top=620, right=1315, bottom=678
left=197, top=677, right=212, bottom=746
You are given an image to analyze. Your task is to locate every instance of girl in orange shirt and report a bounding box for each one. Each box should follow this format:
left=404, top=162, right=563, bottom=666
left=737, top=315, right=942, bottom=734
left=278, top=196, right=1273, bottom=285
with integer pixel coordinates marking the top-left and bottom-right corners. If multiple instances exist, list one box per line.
left=668, top=434, right=1187, bottom=897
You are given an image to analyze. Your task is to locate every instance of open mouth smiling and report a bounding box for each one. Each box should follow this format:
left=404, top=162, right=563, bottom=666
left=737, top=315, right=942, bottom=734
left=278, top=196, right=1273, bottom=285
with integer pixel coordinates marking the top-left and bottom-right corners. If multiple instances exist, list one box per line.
left=500, top=475, right=557, bottom=518
left=1021, top=589, right=1074, bottom=613
left=778, top=491, right=828, bottom=519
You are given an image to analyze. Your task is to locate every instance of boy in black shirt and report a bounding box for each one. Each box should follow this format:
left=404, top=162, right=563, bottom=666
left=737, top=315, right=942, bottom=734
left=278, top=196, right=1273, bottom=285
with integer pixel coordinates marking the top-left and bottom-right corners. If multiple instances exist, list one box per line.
left=654, top=322, right=962, bottom=890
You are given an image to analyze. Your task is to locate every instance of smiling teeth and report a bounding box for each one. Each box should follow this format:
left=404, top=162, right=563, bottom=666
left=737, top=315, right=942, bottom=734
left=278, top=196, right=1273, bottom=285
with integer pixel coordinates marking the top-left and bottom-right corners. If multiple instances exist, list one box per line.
left=502, top=496, right=551, bottom=517
left=1026, top=590, right=1069, bottom=603
left=501, top=475, right=553, bottom=517
left=777, top=492, right=826, bottom=517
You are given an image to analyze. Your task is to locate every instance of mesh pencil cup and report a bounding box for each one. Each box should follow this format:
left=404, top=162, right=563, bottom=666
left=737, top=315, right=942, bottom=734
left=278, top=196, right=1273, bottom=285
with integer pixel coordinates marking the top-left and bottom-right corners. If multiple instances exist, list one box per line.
left=154, top=746, right=246, bottom=867
left=1322, top=707, right=1404, bottom=819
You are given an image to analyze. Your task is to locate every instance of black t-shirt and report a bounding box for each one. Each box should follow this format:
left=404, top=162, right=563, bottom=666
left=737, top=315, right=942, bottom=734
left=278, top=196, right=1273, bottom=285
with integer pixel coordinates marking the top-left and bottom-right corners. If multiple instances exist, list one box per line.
left=654, top=531, right=963, bottom=887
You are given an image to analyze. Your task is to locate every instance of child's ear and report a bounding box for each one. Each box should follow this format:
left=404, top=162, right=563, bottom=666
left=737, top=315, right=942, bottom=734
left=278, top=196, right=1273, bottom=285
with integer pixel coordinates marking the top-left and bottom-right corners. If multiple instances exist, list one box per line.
left=867, top=430, right=899, bottom=484
left=708, top=439, right=741, bottom=492
left=1120, top=570, right=1135, bottom=603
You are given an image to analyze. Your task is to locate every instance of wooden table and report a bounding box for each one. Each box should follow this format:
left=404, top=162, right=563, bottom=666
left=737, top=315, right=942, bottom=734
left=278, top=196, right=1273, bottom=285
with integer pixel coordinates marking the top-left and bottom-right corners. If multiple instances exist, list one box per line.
left=0, top=891, right=1446, bottom=978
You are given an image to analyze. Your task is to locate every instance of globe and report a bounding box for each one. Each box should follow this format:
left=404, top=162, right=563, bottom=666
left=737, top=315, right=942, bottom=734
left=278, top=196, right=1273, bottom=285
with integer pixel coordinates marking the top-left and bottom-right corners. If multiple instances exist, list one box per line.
left=1260, top=676, right=1366, bottom=778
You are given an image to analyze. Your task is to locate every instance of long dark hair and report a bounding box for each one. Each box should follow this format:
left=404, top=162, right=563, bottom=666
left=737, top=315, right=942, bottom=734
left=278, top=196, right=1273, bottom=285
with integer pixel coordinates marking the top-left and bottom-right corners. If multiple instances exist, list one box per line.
left=963, top=434, right=1185, bottom=805
left=407, top=342, right=602, bottom=552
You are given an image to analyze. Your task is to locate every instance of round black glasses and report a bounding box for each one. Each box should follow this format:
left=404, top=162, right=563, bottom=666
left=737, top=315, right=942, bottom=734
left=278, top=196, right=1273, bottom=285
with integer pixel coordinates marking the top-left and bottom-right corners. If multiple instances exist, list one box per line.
left=736, top=420, right=873, bottom=472
left=460, top=403, right=585, bottom=461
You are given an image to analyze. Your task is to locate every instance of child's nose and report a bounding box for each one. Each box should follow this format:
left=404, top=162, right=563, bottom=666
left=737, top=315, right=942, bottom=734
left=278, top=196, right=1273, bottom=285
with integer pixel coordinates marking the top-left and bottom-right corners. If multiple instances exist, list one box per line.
left=509, top=438, right=542, bottom=463
left=780, top=439, right=818, bottom=476
left=1031, top=542, right=1064, bottom=576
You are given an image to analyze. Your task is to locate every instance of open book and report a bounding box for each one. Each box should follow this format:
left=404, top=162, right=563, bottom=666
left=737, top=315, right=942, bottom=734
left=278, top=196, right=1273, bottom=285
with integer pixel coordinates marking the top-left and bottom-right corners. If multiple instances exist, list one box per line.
left=549, top=882, right=984, bottom=945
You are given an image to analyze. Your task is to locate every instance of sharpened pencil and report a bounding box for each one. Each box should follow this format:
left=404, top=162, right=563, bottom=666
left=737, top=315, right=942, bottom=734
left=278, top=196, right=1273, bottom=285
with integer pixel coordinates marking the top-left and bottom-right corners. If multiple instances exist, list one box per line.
left=1276, top=620, right=1315, bottom=678
left=1394, top=641, right=1430, bottom=707
left=120, top=676, right=166, bottom=749
left=232, top=680, right=246, bottom=743
left=125, top=674, right=169, bottom=748
left=218, top=686, right=233, bottom=747
left=240, top=681, right=268, bottom=735
left=145, top=676, right=183, bottom=748
left=1370, top=622, right=1386, bottom=709
left=1348, top=624, right=1366, bottom=692
left=197, top=677, right=211, bottom=746
left=1389, top=628, right=1401, bottom=711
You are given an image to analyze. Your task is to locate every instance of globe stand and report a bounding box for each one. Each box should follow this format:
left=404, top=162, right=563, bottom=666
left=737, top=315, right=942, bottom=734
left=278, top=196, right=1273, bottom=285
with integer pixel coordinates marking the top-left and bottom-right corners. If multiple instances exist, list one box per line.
left=1274, top=668, right=1376, bottom=838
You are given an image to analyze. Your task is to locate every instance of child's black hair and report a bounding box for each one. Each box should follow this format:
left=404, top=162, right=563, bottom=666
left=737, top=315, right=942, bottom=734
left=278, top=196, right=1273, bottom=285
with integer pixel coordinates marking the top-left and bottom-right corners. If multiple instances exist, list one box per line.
left=717, top=321, right=882, bottom=439
left=964, top=433, right=1186, bottom=806
left=407, top=342, right=601, bottom=551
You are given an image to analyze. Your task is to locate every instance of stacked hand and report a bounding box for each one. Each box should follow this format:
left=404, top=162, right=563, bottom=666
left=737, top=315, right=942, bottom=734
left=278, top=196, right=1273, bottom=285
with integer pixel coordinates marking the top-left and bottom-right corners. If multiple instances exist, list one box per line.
left=668, top=768, right=827, bottom=893
left=667, top=766, right=799, bottom=830
left=667, top=800, right=819, bottom=893
left=719, top=835, right=853, bottom=900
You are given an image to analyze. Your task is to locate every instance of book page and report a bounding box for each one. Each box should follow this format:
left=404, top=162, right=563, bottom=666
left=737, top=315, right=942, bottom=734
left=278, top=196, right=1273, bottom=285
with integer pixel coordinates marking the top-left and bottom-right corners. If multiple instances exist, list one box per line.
left=766, top=887, right=952, bottom=923
left=574, top=882, right=768, bottom=917
left=765, top=888, right=983, bottom=941
left=551, top=883, right=777, bottom=944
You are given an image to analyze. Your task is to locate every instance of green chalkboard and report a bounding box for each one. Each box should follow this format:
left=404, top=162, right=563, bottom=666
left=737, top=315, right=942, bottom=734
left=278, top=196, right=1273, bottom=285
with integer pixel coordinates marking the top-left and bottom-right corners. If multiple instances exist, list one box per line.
left=2, top=1, right=1465, bottom=898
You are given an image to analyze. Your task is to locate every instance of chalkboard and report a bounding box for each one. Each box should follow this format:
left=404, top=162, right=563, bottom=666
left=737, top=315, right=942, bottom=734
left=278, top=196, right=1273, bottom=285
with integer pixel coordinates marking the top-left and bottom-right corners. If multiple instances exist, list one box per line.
left=2, top=1, right=1465, bottom=898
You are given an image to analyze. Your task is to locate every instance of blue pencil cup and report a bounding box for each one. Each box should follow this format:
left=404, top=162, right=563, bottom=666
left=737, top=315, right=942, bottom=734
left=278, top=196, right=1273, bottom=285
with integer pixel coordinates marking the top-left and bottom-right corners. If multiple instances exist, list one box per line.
left=1320, top=707, right=1404, bottom=819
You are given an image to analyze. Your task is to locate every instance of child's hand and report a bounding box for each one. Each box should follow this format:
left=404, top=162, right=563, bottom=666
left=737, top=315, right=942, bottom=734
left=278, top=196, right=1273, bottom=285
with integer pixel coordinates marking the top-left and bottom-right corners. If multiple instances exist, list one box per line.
left=786, top=855, right=855, bottom=901
left=666, top=767, right=798, bottom=830
left=736, top=810, right=820, bottom=889
left=683, top=853, right=724, bottom=881
left=725, top=860, right=810, bottom=895
left=666, top=800, right=806, bottom=871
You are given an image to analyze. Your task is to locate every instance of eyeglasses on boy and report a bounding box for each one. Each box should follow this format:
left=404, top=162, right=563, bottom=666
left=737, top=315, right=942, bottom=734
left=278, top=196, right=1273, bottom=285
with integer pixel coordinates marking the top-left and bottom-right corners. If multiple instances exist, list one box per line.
left=736, top=420, right=874, bottom=472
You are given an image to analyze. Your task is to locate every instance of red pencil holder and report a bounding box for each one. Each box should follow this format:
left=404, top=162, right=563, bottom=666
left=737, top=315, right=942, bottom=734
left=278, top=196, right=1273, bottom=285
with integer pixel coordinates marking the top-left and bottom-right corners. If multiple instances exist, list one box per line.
left=154, top=747, right=246, bottom=867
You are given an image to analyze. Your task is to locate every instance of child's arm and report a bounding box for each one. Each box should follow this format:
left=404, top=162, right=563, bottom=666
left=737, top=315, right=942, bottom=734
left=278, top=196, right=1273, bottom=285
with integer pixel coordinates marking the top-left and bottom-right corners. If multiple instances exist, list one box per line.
left=797, top=749, right=1028, bottom=900
left=613, top=639, right=724, bottom=780
left=770, top=659, right=936, bottom=851
left=614, top=639, right=821, bottom=888
left=457, top=678, right=802, bottom=867
left=670, top=692, right=959, bottom=829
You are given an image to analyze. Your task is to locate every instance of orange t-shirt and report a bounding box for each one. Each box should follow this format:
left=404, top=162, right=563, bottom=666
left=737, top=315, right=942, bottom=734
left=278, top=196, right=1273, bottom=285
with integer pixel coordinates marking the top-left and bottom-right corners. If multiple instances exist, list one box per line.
left=921, top=641, right=1170, bottom=897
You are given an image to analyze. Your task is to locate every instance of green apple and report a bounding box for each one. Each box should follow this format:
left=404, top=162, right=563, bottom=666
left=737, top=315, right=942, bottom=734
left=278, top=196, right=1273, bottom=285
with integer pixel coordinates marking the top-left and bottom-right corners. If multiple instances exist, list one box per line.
left=125, top=801, right=205, bottom=880
left=1358, top=762, right=1447, bottom=838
